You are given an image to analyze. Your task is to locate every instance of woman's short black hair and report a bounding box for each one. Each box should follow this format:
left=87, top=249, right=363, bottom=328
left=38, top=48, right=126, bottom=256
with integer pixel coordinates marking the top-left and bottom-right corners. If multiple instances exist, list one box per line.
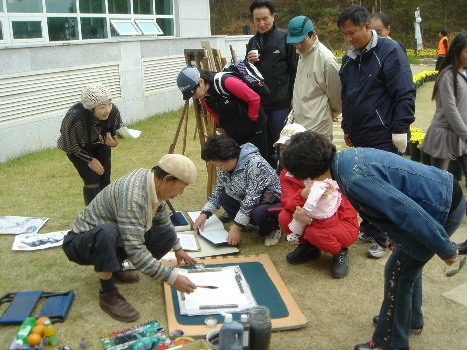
left=201, top=134, right=241, bottom=162
left=282, top=131, right=336, bottom=180
left=152, top=165, right=175, bottom=180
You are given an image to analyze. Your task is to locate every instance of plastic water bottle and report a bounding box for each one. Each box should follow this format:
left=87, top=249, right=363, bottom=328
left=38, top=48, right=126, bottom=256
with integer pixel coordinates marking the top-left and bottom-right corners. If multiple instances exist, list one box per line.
left=240, top=314, right=251, bottom=350
left=43, top=320, right=59, bottom=348
left=248, top=306, right=271, bottom=350
left=13, top=317, right=36, bottom=349
left=219, top=313, right=243, bottom=350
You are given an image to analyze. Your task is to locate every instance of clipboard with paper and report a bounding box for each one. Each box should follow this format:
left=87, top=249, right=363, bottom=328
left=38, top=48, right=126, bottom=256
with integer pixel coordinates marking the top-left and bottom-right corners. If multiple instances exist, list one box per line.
left=186, top=211, right=229, bottom=245
left=177, top=265, right=256, bottom=316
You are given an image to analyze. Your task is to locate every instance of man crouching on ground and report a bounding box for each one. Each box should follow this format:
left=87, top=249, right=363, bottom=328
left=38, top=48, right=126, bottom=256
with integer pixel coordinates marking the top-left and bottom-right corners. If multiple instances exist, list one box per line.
left=62, top=154, right=198, bottom=322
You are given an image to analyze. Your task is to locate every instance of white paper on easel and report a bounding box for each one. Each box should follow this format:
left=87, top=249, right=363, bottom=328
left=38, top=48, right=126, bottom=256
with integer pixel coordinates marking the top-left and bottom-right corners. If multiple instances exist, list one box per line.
left=117, top=126, right=141, bottom=139
left=177, top=265, right=256, bottom=316
left=186, top=211, right=228, bottom=244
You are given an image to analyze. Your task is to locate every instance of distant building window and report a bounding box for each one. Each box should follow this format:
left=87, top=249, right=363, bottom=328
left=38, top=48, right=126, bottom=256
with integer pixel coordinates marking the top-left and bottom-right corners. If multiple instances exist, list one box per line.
left=7, top=0, right=42, bottom=13
left=155, top=0, right=173, bottom=15
left=108, top=0, right=131, bottom=14
left=12, top=21, right=43, bottom=39
left=0, top=23, right=3, bottom=40
left=46, top=0, right=77, bottom=13
left=79, top=0, right=105, bottom=14
left=110, top=19, right=141, bottom=36
left=133, top=0, right=153, bottom=15
left=156, top=18, right=173, bottom=36
left=135, top=20, right=163, bottom=35
left=0, top=2, right=3, bottom=12
left=81, top=17, right=107, bottom=39
left=47, top=17, right=78, bottom=41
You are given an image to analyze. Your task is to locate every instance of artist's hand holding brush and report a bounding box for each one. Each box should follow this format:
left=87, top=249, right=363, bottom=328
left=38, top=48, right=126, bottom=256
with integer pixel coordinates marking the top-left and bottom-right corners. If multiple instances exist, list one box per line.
left=173, top=274, right=197, bottom=294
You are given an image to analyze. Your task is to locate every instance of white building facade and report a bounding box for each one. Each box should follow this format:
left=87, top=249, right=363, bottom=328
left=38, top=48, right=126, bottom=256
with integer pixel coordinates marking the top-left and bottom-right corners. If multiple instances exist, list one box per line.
left=0, top=0, right=250, bottom=162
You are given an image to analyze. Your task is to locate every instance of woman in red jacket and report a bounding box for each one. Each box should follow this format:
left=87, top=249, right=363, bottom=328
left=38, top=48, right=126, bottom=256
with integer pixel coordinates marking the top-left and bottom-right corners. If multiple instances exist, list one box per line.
left=276, top=123, right=359, bottom=278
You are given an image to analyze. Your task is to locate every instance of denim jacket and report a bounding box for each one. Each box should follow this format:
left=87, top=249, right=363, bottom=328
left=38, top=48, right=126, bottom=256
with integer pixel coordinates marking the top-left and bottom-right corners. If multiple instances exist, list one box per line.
left=331, top=148, right=457, bottom=261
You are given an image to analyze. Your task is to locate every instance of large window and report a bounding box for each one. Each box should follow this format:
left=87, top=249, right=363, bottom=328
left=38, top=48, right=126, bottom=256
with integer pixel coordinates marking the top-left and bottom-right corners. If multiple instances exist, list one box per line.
left=46, top=0, right=77, bottom=13
left=156, top=18, right=173, bottom=36
left=108, top=0, right=131, bottom=14
left=7, top=0, right=42, bottom=13
left=2, top=0, right=175, bottom=44
left=155, top=0, right=172, bottom=15
left=47, top=17, right=78, bottom=41
left=133, top=0, right=153, bottom=15
left=81, top=17, right=107, bottom=39
left=79, top=0, right=105, bottom=14
left=12, top=21, right=43, bottom=40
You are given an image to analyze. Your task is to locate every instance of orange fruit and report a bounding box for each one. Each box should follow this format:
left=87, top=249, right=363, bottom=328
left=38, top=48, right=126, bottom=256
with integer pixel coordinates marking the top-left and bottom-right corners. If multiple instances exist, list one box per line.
left=31, top=324, right=44, bottom=337
left=36, top=316, right=50, bottom=325
left=27, top=333, right=42, bottom=346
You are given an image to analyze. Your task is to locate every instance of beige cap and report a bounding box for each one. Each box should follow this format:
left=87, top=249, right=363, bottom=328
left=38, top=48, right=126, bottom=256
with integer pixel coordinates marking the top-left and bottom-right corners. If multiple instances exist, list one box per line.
left=158, top=154, right=197, bottom=184
left=81, top=84, right=112, bottom=111
left=274, top=123, right=307, bottom=146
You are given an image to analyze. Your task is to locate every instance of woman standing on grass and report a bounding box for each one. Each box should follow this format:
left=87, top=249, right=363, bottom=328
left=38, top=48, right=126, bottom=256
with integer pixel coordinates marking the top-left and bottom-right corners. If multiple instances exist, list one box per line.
left=420, top=32, right=467, bottom=183
left=176, top=66, right=267, bottom=160
left=58, top=84, right=124, bottom=206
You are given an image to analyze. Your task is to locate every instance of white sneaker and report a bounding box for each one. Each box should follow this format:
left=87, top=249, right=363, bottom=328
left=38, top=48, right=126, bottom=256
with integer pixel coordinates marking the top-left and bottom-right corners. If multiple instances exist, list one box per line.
left=367, top=243, right=387, bottom=258
left=264, top=229, right=281, bottom=247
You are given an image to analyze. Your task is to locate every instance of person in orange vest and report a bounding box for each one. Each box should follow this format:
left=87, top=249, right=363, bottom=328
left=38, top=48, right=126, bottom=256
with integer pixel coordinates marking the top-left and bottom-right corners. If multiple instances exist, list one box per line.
left=436, top=29, right=449, bottom=70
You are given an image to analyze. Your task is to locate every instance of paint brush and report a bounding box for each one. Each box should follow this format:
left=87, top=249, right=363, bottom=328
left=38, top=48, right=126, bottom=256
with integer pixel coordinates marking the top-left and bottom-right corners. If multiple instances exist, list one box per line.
left=195, top=285, right=219, bottom=289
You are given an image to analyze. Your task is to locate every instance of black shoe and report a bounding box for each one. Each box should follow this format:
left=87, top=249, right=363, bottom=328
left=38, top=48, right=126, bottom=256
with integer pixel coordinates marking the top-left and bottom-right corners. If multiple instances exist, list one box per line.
left=331, top=248, right=349, bottom=278
left=458, top=240, right=467, bottom=255
left=218, top=212, right=233, bottom=223
left=286, top=243, right=321, bottom=264
left=373, top=315, right=423, bottom=335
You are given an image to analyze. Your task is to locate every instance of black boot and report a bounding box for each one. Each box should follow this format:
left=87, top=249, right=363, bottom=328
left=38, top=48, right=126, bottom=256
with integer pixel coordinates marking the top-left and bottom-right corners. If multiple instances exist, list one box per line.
left=286, top=243, right=321, bottom=264
left=83, top=187, right=99, bottom=206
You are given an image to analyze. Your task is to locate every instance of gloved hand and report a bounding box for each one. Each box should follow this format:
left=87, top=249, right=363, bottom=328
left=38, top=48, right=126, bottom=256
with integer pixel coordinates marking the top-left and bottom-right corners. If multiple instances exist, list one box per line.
left=392, top=133, right=408, bottom=153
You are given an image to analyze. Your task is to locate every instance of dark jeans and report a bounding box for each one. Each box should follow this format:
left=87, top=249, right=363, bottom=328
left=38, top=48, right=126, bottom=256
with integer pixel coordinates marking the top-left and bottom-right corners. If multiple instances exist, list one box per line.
left=62, top=224, right=177, bottom=272
left=373, top=193, right=465, bottom=349
left=219, top=190, right=281, bottom=237
left=67, top=144, right=111, bottom=187
left=265, top=107, right=291, bottom=169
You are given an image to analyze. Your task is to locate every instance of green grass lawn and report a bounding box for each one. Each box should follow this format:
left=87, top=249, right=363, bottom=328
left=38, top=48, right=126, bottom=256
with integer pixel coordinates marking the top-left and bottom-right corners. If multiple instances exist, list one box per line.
left=3, top=64, right=467, bottom=350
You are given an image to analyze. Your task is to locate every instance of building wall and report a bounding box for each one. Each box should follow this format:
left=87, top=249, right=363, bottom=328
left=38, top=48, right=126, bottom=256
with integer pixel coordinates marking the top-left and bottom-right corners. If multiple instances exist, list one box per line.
left=0, top=35, right=251, bottom=163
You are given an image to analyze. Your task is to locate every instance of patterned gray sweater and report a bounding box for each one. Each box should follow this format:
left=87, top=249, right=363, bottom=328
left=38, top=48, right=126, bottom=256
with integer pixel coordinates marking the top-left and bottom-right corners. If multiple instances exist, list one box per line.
left=72, top=168, right=181, bottom=284
left=202, top=143, right=281, bottom=226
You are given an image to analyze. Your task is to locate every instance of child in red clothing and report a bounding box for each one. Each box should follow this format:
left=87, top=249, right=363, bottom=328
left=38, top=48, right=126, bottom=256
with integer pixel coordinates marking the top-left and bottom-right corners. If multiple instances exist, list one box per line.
left=275, top=123, right=359, bottom=278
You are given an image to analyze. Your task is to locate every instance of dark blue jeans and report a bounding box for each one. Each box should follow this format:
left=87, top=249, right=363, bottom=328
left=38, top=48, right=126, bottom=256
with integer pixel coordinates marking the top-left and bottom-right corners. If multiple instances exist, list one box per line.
left=373, top=196, right=465, bottom=349
left=219, top=190, right=281, bottom=237
left=265, top=107, right=291, bottom=169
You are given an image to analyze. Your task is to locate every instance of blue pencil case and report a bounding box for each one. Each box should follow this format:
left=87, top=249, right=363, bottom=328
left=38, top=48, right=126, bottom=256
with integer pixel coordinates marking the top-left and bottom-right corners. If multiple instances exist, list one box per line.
left=0, top=290, right=74, bottom=324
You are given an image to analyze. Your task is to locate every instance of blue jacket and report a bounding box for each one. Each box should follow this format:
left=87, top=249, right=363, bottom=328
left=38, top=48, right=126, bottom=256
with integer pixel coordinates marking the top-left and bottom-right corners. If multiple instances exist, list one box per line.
left=331, top=148, right=457, bottom=261
left=339, top=33, right=416, bottom=149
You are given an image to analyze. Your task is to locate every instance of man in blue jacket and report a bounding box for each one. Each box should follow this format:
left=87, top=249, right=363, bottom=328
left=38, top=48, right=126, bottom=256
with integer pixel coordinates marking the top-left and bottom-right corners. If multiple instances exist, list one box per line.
left=337, top=5, right=416, bottom=259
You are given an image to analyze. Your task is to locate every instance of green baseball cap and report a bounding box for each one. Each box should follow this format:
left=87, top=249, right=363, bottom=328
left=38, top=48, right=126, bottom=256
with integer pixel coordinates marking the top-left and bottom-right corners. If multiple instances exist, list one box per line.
left=287, top=16, right=314, bottom=44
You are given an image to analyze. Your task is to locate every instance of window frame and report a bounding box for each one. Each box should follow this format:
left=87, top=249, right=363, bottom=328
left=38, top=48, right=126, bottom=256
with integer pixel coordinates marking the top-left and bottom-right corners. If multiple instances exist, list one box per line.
left=135, top=19, right=163, bottom=35
left=9, top=16, right=46, bottom=43
left=109, top=19, right=142, bottom=36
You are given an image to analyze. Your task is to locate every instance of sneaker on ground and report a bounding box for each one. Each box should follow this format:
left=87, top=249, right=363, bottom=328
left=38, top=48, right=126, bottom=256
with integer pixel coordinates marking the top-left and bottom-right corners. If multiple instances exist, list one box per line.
left=286, top=242, right=321, bottom=264
left=356, top=231, right=375, bottom=243
left=457, top=239, right=467, bottom=255
left=367, top=243, right=387, bottom=258
left=264, top=229, right=281, bottom=247
left=354, top=340, right=408, bottom=350
left=372, top=315, right=423, bottom=335
left=331, top=248, right=349, bottom=278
